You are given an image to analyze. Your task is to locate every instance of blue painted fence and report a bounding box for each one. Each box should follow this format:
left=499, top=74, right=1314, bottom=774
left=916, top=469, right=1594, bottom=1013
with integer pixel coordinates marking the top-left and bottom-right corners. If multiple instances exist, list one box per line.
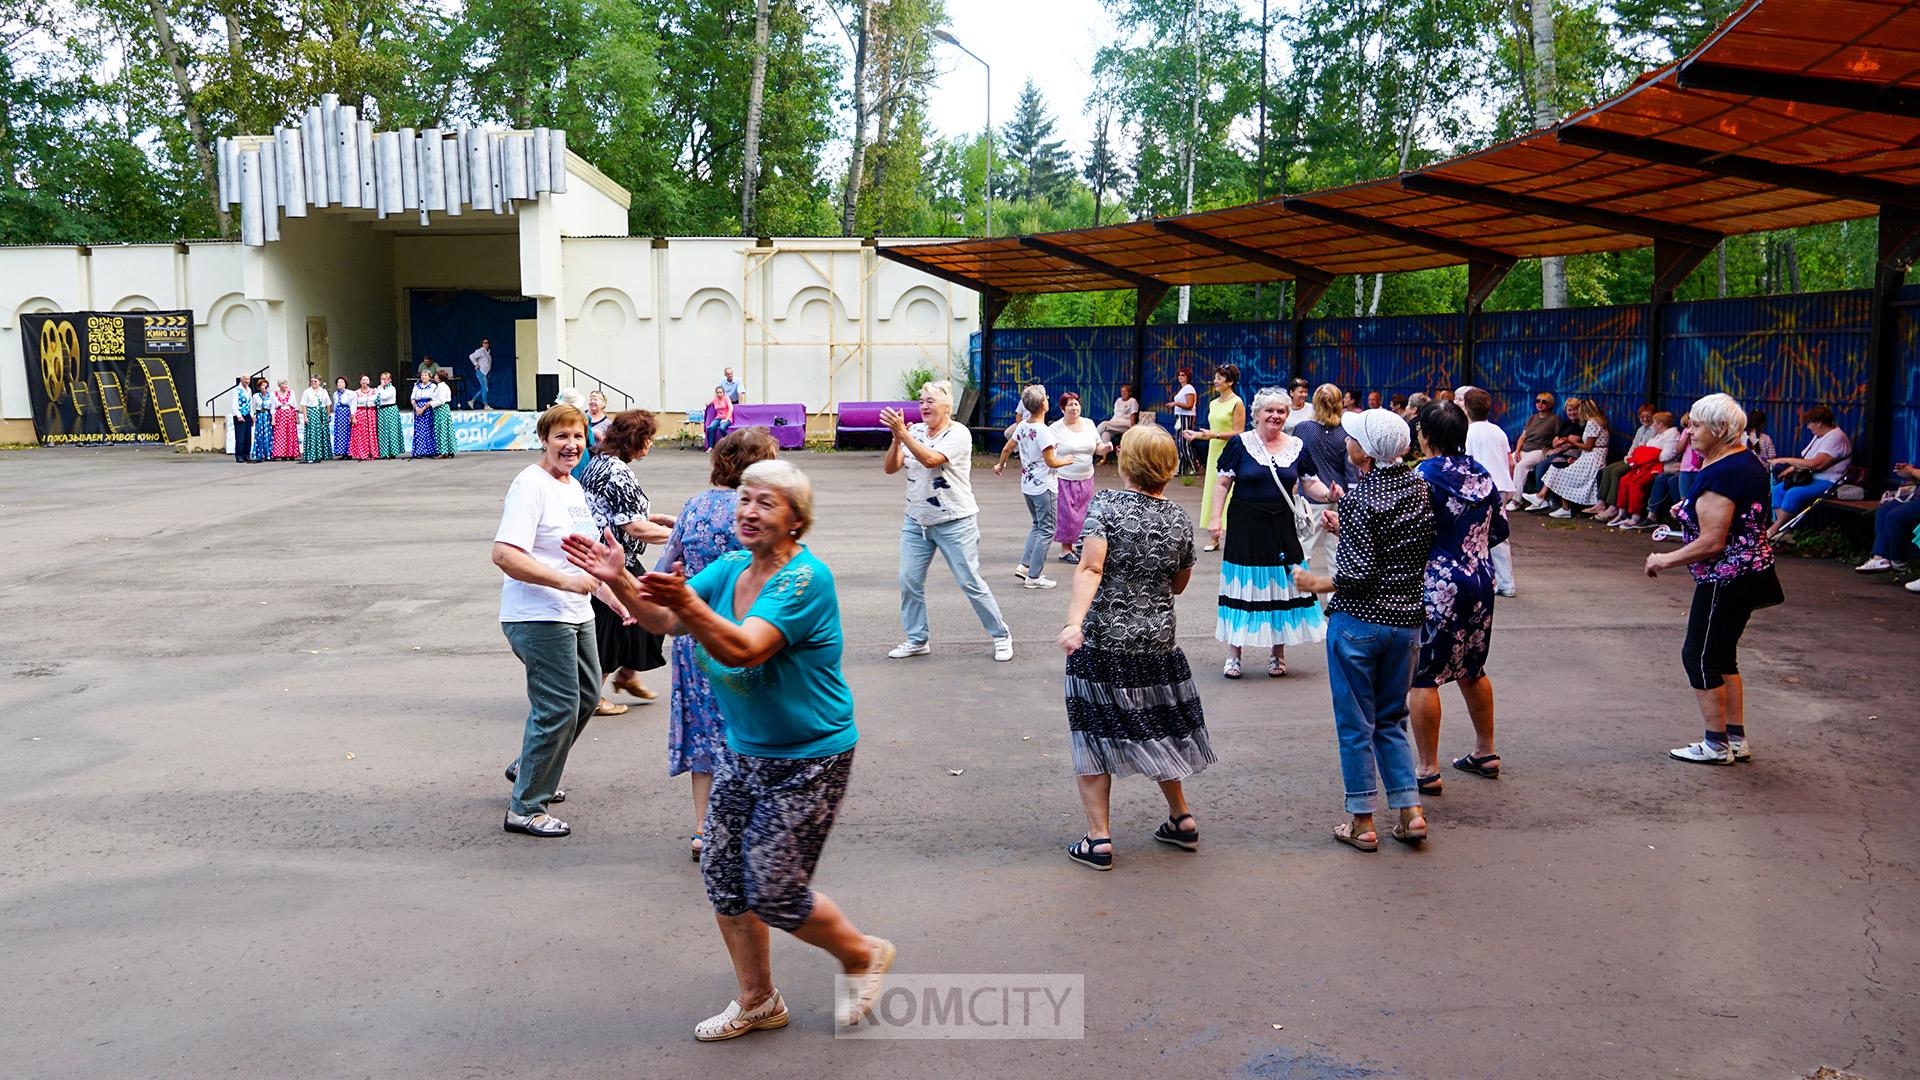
left=971, top=284, right=1920, bottom=473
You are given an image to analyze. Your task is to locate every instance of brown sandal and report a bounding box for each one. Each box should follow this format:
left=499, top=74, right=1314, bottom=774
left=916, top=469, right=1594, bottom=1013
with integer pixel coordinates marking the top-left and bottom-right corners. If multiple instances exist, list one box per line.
left=593, top=699, right=630, bottom=716
left=613, top=677, right=656, bottom=701
left=1333, top=822, right=1378, bottom=852
left=1391, top=817, right=1428, bottom=844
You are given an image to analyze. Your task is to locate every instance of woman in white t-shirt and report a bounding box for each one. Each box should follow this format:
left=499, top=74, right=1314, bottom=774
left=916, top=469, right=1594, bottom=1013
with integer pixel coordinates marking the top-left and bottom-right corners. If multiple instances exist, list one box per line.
left=1051, top=393, right=1100, bottom=564
left=1170, top=369, right=1199, bottom=475
left=1768, top=404, right=1852, bottom=536
left=995, top=384, right=1073, bottom=589
left=491, top=403, right=604, bottom=838
left=1096, top=383, right=1140, bottom=453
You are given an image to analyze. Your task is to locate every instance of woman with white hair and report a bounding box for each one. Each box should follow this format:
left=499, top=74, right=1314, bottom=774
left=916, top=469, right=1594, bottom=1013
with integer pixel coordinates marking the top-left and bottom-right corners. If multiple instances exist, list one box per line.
left=995, top=384, right=1076, bottom=590
left=1204, top=387, right=1327, bottom=678
left=563, top=459, right=895, bottom=1038
left=1645, top=394, right=1782, bottom=766
left=883, top=380, right=1013, bottom=661
left=1294, top=409, right=1435, bottom=851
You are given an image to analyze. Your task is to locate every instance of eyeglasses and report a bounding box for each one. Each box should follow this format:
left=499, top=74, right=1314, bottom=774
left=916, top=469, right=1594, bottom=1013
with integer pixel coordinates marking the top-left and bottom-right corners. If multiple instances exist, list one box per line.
left=1534, top=399, right=1552, bottom=406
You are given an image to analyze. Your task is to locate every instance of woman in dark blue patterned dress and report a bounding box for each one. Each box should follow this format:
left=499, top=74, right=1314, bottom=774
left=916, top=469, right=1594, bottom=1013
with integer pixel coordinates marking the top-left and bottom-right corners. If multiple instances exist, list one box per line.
left=659, top=427, right=780, bottom=859
left=1058, top=425, right=1213, bottom=871
left=1406, top=402, right=1509, bottom=795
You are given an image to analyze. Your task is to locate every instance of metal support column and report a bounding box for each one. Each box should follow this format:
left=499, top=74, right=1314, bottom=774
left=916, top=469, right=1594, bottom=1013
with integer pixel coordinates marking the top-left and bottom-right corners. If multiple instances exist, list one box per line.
left=1646, top=238, right=1713, bottom=410
left=978, top=290, right=1010, bottom=429
left=1289, top=278, right=1329, bottom=386
left=1133, top=284, right=1170, bottom=403
left=1863, top=207, right=1920, bottom=485
left=1463, top=260, right=1514, bottom=390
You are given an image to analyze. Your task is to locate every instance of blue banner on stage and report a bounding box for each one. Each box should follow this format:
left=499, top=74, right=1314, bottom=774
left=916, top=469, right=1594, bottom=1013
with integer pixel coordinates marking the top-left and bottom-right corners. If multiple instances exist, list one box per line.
left=452, top=410, right=539, bottom=452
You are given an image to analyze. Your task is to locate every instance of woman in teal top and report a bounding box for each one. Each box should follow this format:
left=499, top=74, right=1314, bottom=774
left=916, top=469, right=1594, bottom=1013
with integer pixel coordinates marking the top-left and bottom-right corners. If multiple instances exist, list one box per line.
left=564, top=459, right=895, bottom=1041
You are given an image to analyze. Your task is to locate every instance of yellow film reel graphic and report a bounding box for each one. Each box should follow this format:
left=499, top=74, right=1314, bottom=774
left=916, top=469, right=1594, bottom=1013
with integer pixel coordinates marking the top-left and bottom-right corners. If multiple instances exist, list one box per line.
left=39, top=319, right=83, bottom=434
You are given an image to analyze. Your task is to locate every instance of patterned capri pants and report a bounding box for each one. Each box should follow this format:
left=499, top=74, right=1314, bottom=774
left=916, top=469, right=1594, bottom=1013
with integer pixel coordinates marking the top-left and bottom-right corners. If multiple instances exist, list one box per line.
left=702, top=744, right=855, bottom=931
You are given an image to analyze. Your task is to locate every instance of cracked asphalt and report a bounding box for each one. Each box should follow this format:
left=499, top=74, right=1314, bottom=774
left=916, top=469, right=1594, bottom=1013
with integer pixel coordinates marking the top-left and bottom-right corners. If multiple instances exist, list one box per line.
left=2, top=444, right=1913, bottom=1079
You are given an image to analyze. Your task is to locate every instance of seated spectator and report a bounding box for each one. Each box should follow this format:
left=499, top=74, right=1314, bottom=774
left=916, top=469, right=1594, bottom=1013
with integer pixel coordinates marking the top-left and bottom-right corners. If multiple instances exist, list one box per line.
left=1509, top=391, right=1561, bottom=509
left=1366, top=391, right=1383, bottom=410
left=1746, top=408, right=1778, bottom=466
left=1526, top=398, right=1610, bottom=517
left=1609, top=411, right=1681, bottom=530
left=1855, top=462, right=1920, bottom=577
left=1588, top=404, right=1657, bottom=523
left=705, top=385, right=733, bottom=447
left=1095, top=383, right=1141, bottom=455
left=1768, top=405, right=1852, bottom=537
left=1342, top=389, right=1360, bottom=413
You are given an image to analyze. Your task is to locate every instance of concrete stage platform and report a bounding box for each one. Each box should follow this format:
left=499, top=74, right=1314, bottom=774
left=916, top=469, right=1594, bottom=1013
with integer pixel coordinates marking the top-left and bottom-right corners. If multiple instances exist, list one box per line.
left=2, top=445, right=1913, bottom=1078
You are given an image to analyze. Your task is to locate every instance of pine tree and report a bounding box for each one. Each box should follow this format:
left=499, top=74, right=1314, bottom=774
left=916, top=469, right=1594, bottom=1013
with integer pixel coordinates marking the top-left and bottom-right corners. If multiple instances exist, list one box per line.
left=1000, top=77, right=1071, bottom=206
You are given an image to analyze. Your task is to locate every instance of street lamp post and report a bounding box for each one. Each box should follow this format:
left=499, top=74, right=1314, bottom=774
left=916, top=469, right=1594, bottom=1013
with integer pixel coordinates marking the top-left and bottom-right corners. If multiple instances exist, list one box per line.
left=931, top=29, right=991, bottom=238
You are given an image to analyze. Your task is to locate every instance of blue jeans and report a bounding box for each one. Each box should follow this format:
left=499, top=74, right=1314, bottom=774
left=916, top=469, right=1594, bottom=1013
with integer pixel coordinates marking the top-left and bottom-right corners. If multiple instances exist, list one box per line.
left=1771, top=477, right=1836, bottom=519
left=502, top=620, right=600, bottom=816
left=1021, top=489, right=1057, bottom=575
left=1325, top=612, right=1420, bottom=815
left=899, top=515, right=1009, bottom=644
left=1873, top=495, right=1920, bottom=560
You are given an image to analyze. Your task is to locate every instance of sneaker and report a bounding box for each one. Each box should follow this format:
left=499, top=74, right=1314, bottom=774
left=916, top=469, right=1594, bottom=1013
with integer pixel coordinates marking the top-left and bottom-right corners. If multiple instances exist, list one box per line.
left=1548, top=508, right=1574, bottom=519
left=1059, top=551, right=1080, bottom=565
left=1907, top=578, right=1920, bottom=593
left=887, top=640, right=931, bottom=659
left=504, top=810, right=571, bottom=836
left=1669, top=740, right=1734, bottom=766
left=1023, top=574, right=1059, bottom=589
left=1855, top=555, right=1895, bottom=573
left=1496, top=587, right=1517, bottom=598
left=1522, top=493, right=1548, bottom=510
left=993, top=636, right=1014, bottom=662
left=1729, top=737, right=1753, bottom=763
left=694, top=990, right=790, bottom=1042
left=1013, top=565, right=1028, bottom=579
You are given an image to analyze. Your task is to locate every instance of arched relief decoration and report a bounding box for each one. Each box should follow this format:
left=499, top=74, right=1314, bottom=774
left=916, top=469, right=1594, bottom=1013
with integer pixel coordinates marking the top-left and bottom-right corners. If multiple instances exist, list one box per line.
left=672, top=287, right=741, bottom=340
left=113, top=295, right=158, bottom=312
left=572, top=286, right=638, bottom=328
left=775, top=284, right=849, bottom=326
left=207, top=293, right=261, bottom=343
left=884, top=285, right=950, bottom=340
left=12, top=296, right=60, bottom=330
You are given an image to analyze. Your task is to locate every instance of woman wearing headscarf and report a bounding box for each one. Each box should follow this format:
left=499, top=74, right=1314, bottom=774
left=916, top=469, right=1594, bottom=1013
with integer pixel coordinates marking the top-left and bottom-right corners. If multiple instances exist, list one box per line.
left=331, top=377, right=353, bottom=459
left=662, top=427, right=781, bottom=859
left=1205, top=388, right=1327, bottom=679
left=1406, top=402, right=1508, bottom=795
left=1182, top=366, right=1245, bottom=552
left=410, top=371, right=438, bottom=458
left=299, top=376, right=332, bottom=463
left=1294, top=409, right=1435, bottom=852
left=270, top=379, right=300, bottom=460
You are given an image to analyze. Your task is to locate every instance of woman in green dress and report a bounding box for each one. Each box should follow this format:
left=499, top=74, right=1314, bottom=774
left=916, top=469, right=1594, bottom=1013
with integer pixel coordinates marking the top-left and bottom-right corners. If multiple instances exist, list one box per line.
left=1181, top=365, right=1246, bottom=552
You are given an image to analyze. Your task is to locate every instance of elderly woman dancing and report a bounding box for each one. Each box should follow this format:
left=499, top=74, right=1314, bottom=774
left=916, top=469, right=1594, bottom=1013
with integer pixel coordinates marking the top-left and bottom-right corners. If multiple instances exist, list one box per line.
left=566, top=460, right=895, bottom=1038
left=1059, top=425, right=1213, bottom=871
left=1295, top=409, right=1435, bottom=852
left=1405, top=402, right=1509, bottom=795
left=1204, top=387, right=1327, bottom=679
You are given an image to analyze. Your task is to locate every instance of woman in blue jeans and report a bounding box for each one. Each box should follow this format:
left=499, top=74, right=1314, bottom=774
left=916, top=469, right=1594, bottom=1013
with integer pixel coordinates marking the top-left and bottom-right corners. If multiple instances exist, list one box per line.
left=1855, top=462, right=1920, bottom=575
left=1767, top=405, right=1851, bottom=537
left=1295, top=409, right=1435, bottom=851
left=491, top=403, right=602, bottom=838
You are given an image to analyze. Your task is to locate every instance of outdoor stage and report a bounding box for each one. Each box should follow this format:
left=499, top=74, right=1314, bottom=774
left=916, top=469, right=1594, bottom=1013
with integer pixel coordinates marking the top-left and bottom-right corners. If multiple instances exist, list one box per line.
left=3, top=446, right=1913, bottom=1079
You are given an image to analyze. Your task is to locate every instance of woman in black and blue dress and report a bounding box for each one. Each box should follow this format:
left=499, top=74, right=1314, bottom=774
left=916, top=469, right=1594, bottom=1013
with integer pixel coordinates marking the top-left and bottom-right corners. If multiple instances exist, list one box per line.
left=410, top=372, right=438, bottom=458
left=1058, top=424, right=1213, bottom=871
left=248, top=378, right=274, bottom=462
left=330, top=377, right=353, bottom=458
left=1406, top=402, right=1508, bottom=795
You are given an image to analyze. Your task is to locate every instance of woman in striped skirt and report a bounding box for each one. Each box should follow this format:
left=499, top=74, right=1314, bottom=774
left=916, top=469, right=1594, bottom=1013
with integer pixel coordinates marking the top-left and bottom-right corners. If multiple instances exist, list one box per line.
left=331, top=377, right=353, bottom=458
left=1204, top=388, right=1327, bottom=678
left=410, top=371, right=438, bottom=457
left=1058, top=425, right=1214, bottom=872
left=299, top=377, right=332, bottom=462
left=431, top=371, right=456, bottom=457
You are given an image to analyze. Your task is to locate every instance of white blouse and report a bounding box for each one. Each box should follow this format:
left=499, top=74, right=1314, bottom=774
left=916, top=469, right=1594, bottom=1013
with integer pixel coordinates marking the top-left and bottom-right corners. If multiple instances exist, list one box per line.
left=1051, top=419, right=1099, bottom=482
left=299, top=387, right=328, bottom=408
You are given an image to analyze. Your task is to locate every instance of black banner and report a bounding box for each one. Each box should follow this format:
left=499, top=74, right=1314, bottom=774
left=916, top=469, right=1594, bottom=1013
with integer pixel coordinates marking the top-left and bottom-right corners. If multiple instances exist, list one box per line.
left=19, top=311, right=199, bottom=445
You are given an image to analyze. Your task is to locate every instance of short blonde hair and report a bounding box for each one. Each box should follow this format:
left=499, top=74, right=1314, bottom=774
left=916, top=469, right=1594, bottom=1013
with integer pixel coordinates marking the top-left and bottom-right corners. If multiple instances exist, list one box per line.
left=1312, top=383, right=1343, bottom=424
left=741, top=459, right=815, bottom=539
left=921, top=380, right=953, bottom=407
left=1689, top=393, right=1747, bottom=446
left=1117, top=423, right=1177, bottom=493
left=537, top=403, right=588, bottom=440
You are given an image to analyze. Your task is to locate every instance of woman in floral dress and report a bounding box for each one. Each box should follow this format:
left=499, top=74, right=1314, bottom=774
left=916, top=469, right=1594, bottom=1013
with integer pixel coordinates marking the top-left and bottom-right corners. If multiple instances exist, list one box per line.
left=248, top=379, right=274, bottom=462
left=1406, top=402, right=1508, bottom=795
left=658, top=426, right=779, bottom=859
left=270, top=379, right=300, bottom=460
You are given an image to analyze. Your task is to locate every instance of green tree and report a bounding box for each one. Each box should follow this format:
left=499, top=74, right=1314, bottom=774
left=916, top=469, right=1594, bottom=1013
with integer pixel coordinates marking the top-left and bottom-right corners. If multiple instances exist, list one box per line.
left=1000, top=77, right=1071, bottom=206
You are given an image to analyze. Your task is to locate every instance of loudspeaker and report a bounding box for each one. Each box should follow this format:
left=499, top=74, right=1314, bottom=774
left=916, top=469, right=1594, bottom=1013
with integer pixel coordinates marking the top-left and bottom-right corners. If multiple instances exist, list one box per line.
left=535, top=373, right=558, bottom=409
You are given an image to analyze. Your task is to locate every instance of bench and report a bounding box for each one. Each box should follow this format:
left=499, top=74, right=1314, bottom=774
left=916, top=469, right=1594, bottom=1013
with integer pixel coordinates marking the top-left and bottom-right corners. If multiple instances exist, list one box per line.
left=836, top=401, right=922, bottom=448
left=698, top=402, right=808, bottom=450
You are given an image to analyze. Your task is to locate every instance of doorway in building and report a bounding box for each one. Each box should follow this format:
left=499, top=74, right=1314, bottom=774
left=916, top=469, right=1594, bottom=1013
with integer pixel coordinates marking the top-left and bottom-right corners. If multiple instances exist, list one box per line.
left=407, top=289, right=536, bottom=410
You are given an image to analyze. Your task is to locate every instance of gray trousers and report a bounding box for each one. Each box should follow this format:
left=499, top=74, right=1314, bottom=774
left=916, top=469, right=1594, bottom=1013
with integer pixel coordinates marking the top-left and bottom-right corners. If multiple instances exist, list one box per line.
left=502, top=620, right=600, bottom=816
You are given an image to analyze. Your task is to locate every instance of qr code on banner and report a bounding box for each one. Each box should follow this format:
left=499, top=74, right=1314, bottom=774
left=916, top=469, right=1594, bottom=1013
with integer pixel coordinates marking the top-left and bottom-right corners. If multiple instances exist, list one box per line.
left=88, top=316, right=125, bottom=358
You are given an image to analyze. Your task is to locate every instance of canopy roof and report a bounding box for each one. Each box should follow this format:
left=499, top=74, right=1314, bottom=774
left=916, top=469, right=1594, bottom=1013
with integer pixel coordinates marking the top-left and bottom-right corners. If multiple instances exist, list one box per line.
left=882, top=0, right=1920, bottom=297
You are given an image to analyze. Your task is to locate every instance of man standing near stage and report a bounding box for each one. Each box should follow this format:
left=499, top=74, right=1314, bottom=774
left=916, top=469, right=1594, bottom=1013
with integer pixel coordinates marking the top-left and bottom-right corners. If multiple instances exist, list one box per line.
left=230, top=376, right=253, bottom=462
left=376, top=372, right=405, bottom=459
left=468, top=339, right=492, bottom=409
left=721, top=366, right=744, bottom=405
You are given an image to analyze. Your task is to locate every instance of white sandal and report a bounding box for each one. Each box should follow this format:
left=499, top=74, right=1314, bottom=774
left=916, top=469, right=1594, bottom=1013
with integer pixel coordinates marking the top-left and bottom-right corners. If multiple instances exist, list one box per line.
left=1223, top=656, right=1243, bottom=679
left=837, top=936, right=897, bottom=1026
left=694, top=990, right=790, bottom=1041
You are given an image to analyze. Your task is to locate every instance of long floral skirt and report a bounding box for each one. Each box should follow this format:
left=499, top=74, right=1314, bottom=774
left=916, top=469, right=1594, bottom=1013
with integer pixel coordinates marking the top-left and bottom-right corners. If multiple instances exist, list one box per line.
left=669, top=634, right=727, bottom=776
left=271, top=408, right=299, bottom=459
left=1065, top=644, right=1215, bottom=780
left=412, top=409, right=438, bottom=457
left=302, top=405, right=332, bottom=462
left=349, top=408, right=378, bottom=460
left=433, top=403, right=455, bottom=456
